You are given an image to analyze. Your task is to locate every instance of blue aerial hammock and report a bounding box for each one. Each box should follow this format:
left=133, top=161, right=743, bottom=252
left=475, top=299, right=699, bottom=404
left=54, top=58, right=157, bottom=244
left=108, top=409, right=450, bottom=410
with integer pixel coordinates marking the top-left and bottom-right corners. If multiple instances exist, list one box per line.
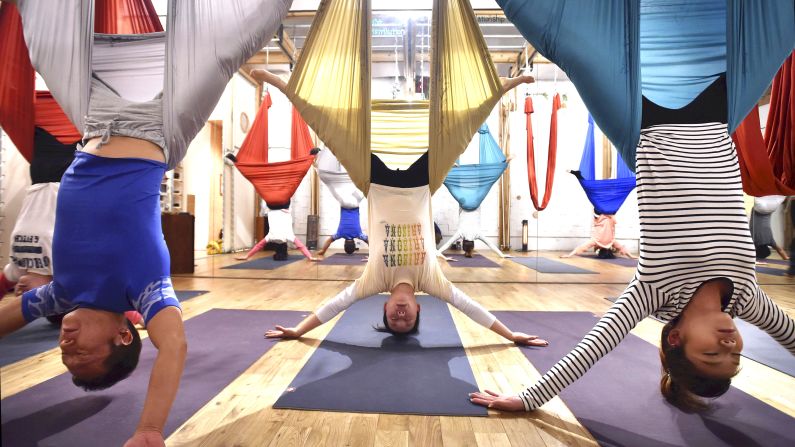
left=572, top=115, right=636, bottom=215
left=443, top=123, right=507, bottom=211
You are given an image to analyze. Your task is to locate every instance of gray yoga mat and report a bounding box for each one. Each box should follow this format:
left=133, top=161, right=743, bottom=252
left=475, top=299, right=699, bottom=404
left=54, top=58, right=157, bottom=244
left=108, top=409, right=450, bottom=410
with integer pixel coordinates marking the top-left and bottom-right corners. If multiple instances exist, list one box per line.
left=755, top=265, right=789, bottom=277
left=510, top=257, right=596, bottom=274
left=1, top=308, right=307, bottom=446
left=585, top=254, right=638, bottom=268
left=222, top=254, right=303, bottom=270
left=321, top=253, right=368, bottom=265
left=444, top=253, right=500, bottom=268
left=274, top=295, right=487, bottom=416
left=760, top=258, right=790, bottom=266
left=0, top=290, right=209, bottom=368
left=603, top=296, right=795, bottom=378
left=493, top=311, right=795, bottom=447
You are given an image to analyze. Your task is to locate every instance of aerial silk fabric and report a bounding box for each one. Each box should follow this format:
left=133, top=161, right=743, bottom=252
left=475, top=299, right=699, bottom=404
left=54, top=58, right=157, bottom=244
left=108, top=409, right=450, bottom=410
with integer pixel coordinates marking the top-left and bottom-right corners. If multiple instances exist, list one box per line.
left=732, top=106, right=795, bottom=196
left=497, top=0, right=795, bottom=172
left=525, top=94, right=560, bottom=211
left=284, top=0, right=501, bottom=194
left=235, top=93, right=315, bottom=207
left=33, top=92, right=81, bottom=145
left=764, top=52, right=795, bottom=189
left=14, top=0, right=291, bottom=170
left=0, top=0, right=163, bottom=162
left=316, top=148, right=364, bottom=210
left=443, top=124, right=507, bottom=211
left=371, top=100, right=429, bottom=169
left=575, top=115, right=637, bottom=215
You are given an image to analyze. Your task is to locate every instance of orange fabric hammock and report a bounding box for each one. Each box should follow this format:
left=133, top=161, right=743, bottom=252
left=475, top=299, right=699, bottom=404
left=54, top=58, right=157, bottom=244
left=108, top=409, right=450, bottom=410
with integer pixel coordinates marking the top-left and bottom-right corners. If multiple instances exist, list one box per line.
left=731, top=52, right=795, bottom=196
left=525, top=94, right=561, bottom=211
left=235, top=92, right=315, bottom=206
left=0, top=0, right=162, bottom=162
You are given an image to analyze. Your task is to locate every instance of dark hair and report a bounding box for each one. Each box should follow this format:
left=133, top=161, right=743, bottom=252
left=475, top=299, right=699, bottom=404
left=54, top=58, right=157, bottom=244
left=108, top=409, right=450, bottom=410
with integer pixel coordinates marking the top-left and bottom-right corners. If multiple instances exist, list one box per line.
left=344, top=239, right=357, bottom=254
left=659, top=319, right=734, bottom=412
left=462, top=240, right=475, bottom=258
left=72, top=320, right=142, bottom=391
left=374, top=309, right=420, bottom=336
left=273, top=242, right=289, bottom=260
left=597, top=248, right=615, bottom=259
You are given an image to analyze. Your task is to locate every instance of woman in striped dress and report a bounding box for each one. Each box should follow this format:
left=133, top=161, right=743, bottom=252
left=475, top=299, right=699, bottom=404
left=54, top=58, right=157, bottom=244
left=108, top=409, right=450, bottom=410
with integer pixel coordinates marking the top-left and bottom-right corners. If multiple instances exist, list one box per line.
left=470, top=74, right=795, bottom=412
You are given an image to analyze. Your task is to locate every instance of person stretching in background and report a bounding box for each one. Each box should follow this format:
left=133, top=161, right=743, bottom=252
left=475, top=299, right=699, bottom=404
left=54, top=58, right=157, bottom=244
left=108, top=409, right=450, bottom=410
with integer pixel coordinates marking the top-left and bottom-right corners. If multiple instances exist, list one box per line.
left=561, top=212, right=635, bottom=259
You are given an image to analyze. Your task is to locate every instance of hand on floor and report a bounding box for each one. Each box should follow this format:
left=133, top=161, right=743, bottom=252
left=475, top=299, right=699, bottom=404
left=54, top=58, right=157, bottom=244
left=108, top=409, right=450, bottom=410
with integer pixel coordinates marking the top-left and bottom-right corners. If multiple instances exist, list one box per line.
left=511, top=332, right=549, bottom=347
left=123, top=430, right=164, bottom=447
left=469, top=390, right=525, bottom=412
left=234, top=256, right=247, bottom=261
left=501, top=254, right=515, bottom=258
left=265, top=325, right=301, bottom=339
left=559, top=254, right=572, bottom=258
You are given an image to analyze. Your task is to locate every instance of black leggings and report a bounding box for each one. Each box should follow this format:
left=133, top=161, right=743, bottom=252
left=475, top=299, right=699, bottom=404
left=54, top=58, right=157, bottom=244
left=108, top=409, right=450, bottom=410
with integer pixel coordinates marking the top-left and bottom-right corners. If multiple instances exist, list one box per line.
left=370, top=152, right=428, bottom=188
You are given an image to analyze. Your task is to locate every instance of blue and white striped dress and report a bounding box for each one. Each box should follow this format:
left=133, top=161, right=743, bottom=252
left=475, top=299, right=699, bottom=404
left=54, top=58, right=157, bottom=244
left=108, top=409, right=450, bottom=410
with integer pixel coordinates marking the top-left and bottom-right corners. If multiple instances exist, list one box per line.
left=519, top=122, right=795, bottom=410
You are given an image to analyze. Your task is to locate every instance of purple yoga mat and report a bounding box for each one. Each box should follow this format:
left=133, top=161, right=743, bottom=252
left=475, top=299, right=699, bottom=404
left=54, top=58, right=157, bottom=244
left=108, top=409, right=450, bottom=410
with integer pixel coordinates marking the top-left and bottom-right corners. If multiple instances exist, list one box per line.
left=493, top=311, right=795, bottom=447
left=1, top=309, right=307, bottom=447
left=584, top=254, right=638, bottom=268
left=444, top=253, right=501, bottom=268
left=321, top=253, right=368, bottom=265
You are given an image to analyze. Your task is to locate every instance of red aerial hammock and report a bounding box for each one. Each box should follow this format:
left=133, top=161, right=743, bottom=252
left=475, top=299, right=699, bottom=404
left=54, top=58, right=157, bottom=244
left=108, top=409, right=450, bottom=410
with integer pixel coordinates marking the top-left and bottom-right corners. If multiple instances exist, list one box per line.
left=0, top=0, right=163, bottom=161
left=525, top=93, right=560, bottom=211
left=731, top=52, right=795, bottom=196
left=234, top=91, right=316, bottom=207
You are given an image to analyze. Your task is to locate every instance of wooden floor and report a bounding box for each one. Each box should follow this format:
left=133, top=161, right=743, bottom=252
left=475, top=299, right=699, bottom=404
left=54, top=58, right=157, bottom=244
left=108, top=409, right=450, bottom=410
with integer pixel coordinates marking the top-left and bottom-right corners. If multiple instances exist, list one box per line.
left=2, top=250, right=793, bottom=446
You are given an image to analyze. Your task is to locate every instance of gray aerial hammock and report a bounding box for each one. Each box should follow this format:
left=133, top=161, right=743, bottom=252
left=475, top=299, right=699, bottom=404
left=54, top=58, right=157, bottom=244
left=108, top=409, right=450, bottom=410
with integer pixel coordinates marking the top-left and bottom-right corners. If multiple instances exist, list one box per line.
left=13, top=0, right=290, bottom=170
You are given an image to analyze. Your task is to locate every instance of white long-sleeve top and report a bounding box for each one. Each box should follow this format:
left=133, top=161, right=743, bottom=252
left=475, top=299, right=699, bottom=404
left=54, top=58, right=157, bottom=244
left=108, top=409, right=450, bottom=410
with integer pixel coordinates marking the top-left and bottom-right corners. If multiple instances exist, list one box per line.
left=315, top=183, right=495, bottom=328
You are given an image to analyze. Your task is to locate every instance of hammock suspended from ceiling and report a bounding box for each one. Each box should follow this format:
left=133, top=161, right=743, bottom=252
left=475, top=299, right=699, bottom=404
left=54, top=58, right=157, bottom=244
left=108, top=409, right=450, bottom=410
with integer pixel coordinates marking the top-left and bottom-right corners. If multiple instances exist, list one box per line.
left=437, top=123, right=509, bottom=259
left=732, top=52, right=795, bottom=196
left=572, top=115, right=636, bottom=215
left=497, top=0, right=795, bottom=174
left=281, top=0, right=502, bottom=195
left=234, top=91, right=316, bottom=208
left=315, top=148, right=368, bottom=250
left=0, top=0, right=163, bottom=162
left=443, top=123, right=508, bottom=212
left=525, top=94, right=560, bottom=211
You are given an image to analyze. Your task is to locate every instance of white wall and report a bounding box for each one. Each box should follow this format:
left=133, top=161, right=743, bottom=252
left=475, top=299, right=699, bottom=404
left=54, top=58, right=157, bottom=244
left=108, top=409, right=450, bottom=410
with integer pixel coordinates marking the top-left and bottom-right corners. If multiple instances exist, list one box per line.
left=0, top=131, right=32, bottom=267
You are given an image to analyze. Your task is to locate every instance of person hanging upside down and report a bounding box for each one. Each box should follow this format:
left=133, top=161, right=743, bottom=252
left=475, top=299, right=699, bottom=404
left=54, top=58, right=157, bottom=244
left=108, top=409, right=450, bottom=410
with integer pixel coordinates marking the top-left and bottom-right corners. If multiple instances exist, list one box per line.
left=560, top=212, right=635, bottom=259
left=264, top=152, right=548, bottom=344
left=314, top=147, right=369, bottom=257
left=235, top=201, right=316, bottom=262
left=2, top=1, right=290, bottom=445
left=471, top=74, right=795, bottom=413
left=437, top=206, right=513, bottom=259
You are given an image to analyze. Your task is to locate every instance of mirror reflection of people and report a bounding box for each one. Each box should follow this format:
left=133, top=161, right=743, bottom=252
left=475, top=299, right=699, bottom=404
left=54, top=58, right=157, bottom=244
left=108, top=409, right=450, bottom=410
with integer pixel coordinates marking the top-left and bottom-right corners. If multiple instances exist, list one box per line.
left=750, top=195, right=789, bottom=263
left=560, top=212, right=635, bottom=259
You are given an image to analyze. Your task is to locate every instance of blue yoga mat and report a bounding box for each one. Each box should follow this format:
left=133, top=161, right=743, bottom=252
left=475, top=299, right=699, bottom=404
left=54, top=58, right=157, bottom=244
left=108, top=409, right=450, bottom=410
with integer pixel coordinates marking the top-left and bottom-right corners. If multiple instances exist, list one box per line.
left=221, top=254, right=303, bottom=270
left=321, top=253, right=368, bottom=265
left=493, top=311, right=795, bottom=447
left=274, top=295, right=487, bottom=416
left=510, top=257, right=596, bottom=274
left=603, top=296, right=795, bottom=378
left=0, top=290, right=209, bottom=368
left=1, top=308, right=307, bottom=446
left=444, top=253, right=500, bottom=268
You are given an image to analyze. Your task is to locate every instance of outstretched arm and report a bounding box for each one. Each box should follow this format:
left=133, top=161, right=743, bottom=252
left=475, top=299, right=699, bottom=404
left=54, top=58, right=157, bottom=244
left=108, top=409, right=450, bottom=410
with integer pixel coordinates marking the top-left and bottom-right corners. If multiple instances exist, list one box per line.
left=265, top=280, right=372, bottom=339
left=501, top=75, right=534, bottom=94
left=446, top=285, right=545, bottom=346
left=292, top=238, right=318, bottom=261
left=250, top=69, right=288, bottom=94
left=125, top=307, right=186, bottom=446
left=560, top=240, right=596, bottom=258
left=737, top=286, right=795, bottom=355
left=478, top=236, right=513, bottom=259
left=3, top=282, right=74, bottom=337
left=472, top=280, right=659, bottom=411
left=316, top=237, right=335, bottom=257
left=436, top=231, right=462, bottom=260
left=611, top=240, right=636, bottom=259
left=0, top=295, right=28, bottom=337
left=237, top=237, right=269, bottom=260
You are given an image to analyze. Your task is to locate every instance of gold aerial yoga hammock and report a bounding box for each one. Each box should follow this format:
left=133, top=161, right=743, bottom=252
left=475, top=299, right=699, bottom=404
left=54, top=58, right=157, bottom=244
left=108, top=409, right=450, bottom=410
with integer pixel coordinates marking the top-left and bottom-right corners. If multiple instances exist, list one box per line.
left=284, top=0, right=502, bottom=194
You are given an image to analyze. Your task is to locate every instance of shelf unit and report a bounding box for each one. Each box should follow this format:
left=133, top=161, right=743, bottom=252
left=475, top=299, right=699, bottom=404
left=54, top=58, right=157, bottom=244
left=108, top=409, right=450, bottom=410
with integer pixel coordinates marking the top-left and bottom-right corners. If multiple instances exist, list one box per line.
left=160, top=164, right=184, bottom=213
